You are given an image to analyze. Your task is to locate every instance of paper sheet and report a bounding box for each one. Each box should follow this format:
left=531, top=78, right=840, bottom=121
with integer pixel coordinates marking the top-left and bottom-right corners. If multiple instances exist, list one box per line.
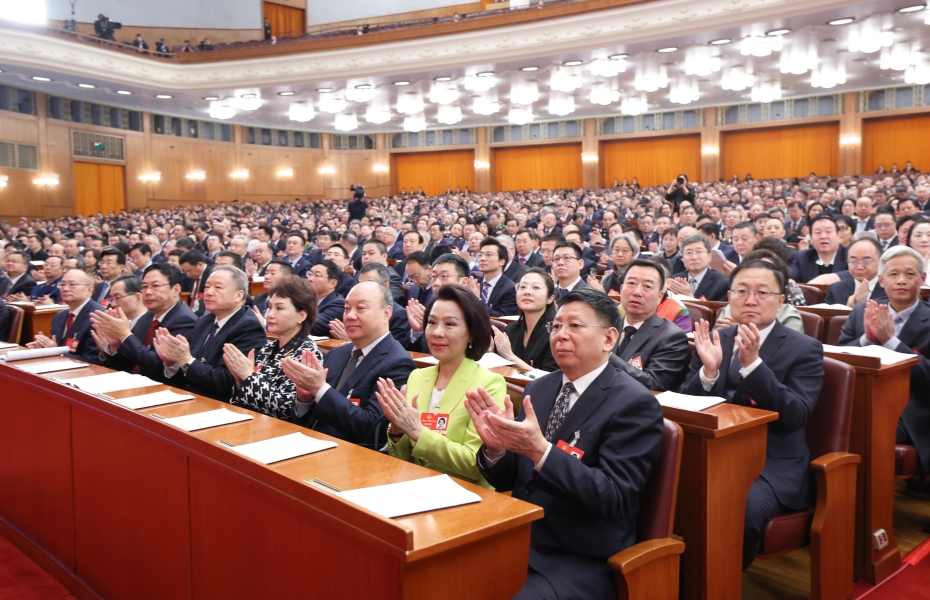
left=228, top=432, right=336, bottom=464
left=823, top=344, right=915, bottom=366
left=334, top=474, right=481, bottom=518
left=3, top=346, right=69, bottom=362
left=309, top=335, right=329, bottom=342
left=493, top=315, right=520, bottom=322
left=55, top=372, right=161, bottom=394
left=33, top=304, right=69, bottom=311
left=252, top=276, right=265, bottom=283
left=15, top=359, right=87, bottom=374
left=671, top=293, right=700, bottom=301
left=106, top=390, right=195, bottom=410
left=0, top=341, right=19, bottom=349
left=655, top=391, right=725, bottom=412
left=806, top=304, right=853, bottom=311
left=476, top=352, right=516, bottom=369
left=162, top=408, right=253, bottom=432
left=508, top=368, right=550, bottom=382
left=414, top=355, right=439, bottom=365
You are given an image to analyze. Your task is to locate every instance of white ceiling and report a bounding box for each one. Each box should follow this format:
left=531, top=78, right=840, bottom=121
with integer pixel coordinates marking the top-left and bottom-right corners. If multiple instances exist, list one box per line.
left=1, top=0, right=928, bottom=133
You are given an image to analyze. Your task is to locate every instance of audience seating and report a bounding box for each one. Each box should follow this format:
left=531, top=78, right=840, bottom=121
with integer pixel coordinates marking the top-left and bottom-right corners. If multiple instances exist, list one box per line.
left=609, top=419, right=685, bottom=600
left=756, top=357, right=859, bottom=600
left=490, top=319, right=508, bottom=333
left=825, top=315, right=848, bottom=346
left=799, top=310, right=824, bottom=341
left=895, top=445, right=920, bottom=480
left=684, top=302, right=714, bottom=330
left=6, top=305, right=23, bottom=345
left=506, top=382, right=524, bottom=418
left=797, top=284, right=826, bottom=306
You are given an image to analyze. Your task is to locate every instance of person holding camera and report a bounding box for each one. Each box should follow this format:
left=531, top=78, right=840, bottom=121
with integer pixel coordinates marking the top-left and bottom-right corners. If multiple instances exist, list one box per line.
left=665, top=174, right=695, bottom=214
left=94, top=14, right=117, bottom=41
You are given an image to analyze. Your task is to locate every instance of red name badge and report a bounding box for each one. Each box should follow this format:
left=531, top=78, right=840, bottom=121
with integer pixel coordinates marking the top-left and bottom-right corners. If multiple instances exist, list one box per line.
left=699, top=295, right=707, bottom=301
left=253, top=365, right=263, bottom=373
left=556, top=440, right=585, bottom=459
left=65, top=337, right=79, bottom=353
left=421, top=413, right=450, bottom=435
left=349, top=397, right=361, bottom=407
left=628, top=356, right=643, bottom=370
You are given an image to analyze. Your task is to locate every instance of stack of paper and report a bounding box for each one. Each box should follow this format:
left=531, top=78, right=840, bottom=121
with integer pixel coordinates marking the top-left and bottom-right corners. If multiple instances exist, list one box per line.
left=671, top=293, right=700, bottom=301
left=494, top=315, right=520, bottom=322
left=33, top=304, right=69, bottom=311
left=332, top=474, right=481, bottom=518
left=3, top=347, right=69, bottom=362
left=162, top=408, right=253, bottom=432
left=105, top=390, right=195, bottom=410
left=309, top=335, right=329, bottom=342
left=823, top=344, right=915, bottom=366
left=227, top=432, right=336, bottom=464
left=655, top=391, right=725, bottom=412
left=15, top=359, right=87, bottom=375
left=55, top=372, right=160, bottom=394
left=477, top=353, right=516, bottom=369
left=0, top=341, right=19, bottom=350
left=807, top=304, right=852, bottom=311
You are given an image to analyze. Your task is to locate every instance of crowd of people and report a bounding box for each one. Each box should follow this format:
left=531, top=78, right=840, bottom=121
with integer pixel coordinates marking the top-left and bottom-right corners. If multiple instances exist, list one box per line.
left=3, top=165, right=930, bottom=598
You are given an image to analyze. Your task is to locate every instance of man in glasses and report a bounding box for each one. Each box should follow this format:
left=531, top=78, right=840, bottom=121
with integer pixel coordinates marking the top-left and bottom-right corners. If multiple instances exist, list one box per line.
left=470, top=237, right=517, bottom=317
left=824, top=238, right=887, bottom=307
left=466, top=287, right=663, bottom=599
left=680, top=259, right=823, bottom=571
left=0, top=250, right=37, bottom=299
left=27, top=269, right=103, bottom=363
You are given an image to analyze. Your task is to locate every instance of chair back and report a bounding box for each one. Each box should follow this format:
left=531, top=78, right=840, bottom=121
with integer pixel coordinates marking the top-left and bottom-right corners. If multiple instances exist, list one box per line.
left=684, top=302, right=714, bottom=329
left=490, top=319, right=508, bottom=333
left=637, top=419, right=683, bottom=541
left=506, top=382, right=525, bottom=418
left=798, top=310, right=823, bottom=341
left=825, top=315, right=848, bottom=345
left=805, top=357, right=855, bottom=460
left=6, top=305, right=23, bottom=344
left=797, top=284, right=825, bottom=306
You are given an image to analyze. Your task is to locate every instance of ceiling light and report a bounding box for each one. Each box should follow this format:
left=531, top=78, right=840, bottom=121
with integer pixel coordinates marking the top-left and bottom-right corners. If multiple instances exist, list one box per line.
left=203, top=95, right=219, bottom=100
left=669, top=77, right=700, bottom=105
left=563, top=60, right=583, bottom=66
left=3, top=1, right=45, bottom=24
left=477, top=71, right=495, bottom=77
left=278, top=91, right=295, bottom=96
left=766, top=29, right=791, bottom=36
left=550, top=66, right=582, bottom=92
left=397, top=92, right=425, bottom=114
left=185, top=170, right=206, bottom=181
left=634, top=56, right=669, bottom=92
left=78, top=83, right=95, bottom=89
left=319, top=91, right=347, bottom=114
left=880, top=41, right=920, bottom=71
left=507, top=105, right=534, bottom=125
left=591, top=58, right=627, bottom=77
left=116, top=90, right=132, bottom=95
left=429, top=81, right=458, bottom=105
left=434, top=76, right=452, bottom=82
left=231, top=96, right=262, bottom=111
left=905, top=58, right=930, bottom=84
left=464, top=74, right=496, bottom=92
left=589, top=82, right=620, bottom=105
left=365, top=105, right=391, bottom=124
left=709, top=38, right=731, bottom=45
left=685, top=46, right=722, bottom=76
left=546, top=92, right=575, bottom=116
left=722, top=66, right=755, bottom=91
left=209, top=101, right=236, bottom=120
left=437, top=104, right=463, bottom=125
left=520, top=66, right=539, bottom=72
left=657, top=47, right=678, bottom=53
left=898, top=4, right=926, bottom=12
left=473, top=95, right=501, bottom=115
left=31, top=76, right=51, bottom=82
left=741, top=35, right=783, bottom=57
left=780, top=41, right=818, bottom=75
left=316, top=87, right=333, bottom=92
left=334, top=112, right=359, bottom=132
left=619, top=95, right=647, bottom=116
left=156, top=94, right=172, bottom=99
left=355, top=84, right=372, bottom=89
left=346, top=85, right=376, bottom=103
left=230, top=169, right=249, bottom=180
left=393, top=81, right=411, bottom=86
left=403, top=113, right=427, bottom=132
left=751, top=80, right=783, bottom=103
left=811, top=57, right=847, bottom=88
left=848, top=17, right=895, bottom=53
left=828, top=17, right=854, bottom=26
left=608, top=54, right=628, bottom=60
left=241, top=94, right=257, bottom=99
left=510, top=80, right=539, bottom=105
left=288, top=101, right=315, bottom=122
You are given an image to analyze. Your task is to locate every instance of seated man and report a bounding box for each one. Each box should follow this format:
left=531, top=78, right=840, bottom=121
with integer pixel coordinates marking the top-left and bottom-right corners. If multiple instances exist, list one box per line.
left=551, top=241, right=590, bottom=298
left=27, top=269, right=103, bottom=363
left=668, top=235, right=729, bottom=301
left=283, top=282, right=416, bottom=450
left=342, top=263, right=410, bottom=347
left=467, top=287, right=663, bottom=599
left=308, top=260, right=345, bottom=338
left=1, top=250, right=37, bottom=299
left=789, top=215, right=848, bottom=283
left=472, top=237, right=518, bottom=317
left=824, top=238, right=887, bottom=307
left=680, top=260, right=823, bottom=569
left=28, top=255, right=64, bottom=304
left=610, top=259, right=689, bottom=391
left=404, top=250, right=433, bottom=306
left=837, top=246, right=930, bottom=474
left=359, top=239, right=405, bottom=304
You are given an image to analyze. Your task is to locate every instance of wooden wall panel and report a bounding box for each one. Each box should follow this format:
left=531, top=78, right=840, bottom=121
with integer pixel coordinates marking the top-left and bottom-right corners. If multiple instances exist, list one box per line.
left=601, top=135, right=701, bottom=188
left=862, top=114, right=930, bottom=174
left=149, top=137, right=238, bottom=204
left=263, top=2, right=306, bottom=37
left=237, top=144, right=325, bottom=200
left=721, top=123, right=839, bottom=180
left=326, top=150, right=386, bottom=200
left=394, top=150, right=475, bottom=195
left=124, top=135, right=148, bottom=210
left=493, top=143, right=582, bottom=191
left=42, top=123, right=76, bottom=216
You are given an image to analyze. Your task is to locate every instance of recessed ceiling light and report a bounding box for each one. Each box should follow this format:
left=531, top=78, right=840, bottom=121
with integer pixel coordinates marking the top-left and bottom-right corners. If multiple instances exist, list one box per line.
left=77, top=83, right=95, bottom=89
left=241, top=93, right=257, bottom=98
left=316, top=87, right=333, bottom=92
left=477, top=71, right=494, bottom=77
left=709, top=38, right=731, bottom=45
left=155, top=94, right=172, bottom=99
left=853, top=57, right=869, bottom=62
left=434, top=76, right=452, bottom=82
left=392, top=81, right=410, bottom=86
left=355, top=84, right=372, bottom=89
left=820, top=38, right=837, bottom=43
left=116, top=90, right=132, bottom=95
left=608, top=54, right=628, bottom=60
left=563, top=60, right=583, bottom=66
left=898, top=4, right=926, bottom=13
left=31, top=76, right=51, bottom=82
left=828, top=17, right=855, bottom=25
left=766, top=29, right=791, bottom=36
left=278, top=91, right=295, bottom=96
left=520, top=66, right=539, bottom=71
left=203, top=96, right=219, bottom=100
left=657, top=47, right=678, bottom=53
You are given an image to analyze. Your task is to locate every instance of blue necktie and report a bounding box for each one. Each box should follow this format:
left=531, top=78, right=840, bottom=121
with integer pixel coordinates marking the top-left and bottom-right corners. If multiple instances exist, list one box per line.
left=725, top=347, right=742, bottom=401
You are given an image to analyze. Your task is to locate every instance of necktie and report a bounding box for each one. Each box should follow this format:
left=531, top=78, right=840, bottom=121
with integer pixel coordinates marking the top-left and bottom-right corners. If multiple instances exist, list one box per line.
left=689, top=277, right=698, bottom=295
left=725, top=347, right=743, bottom=401
left=544, top=382, right=576, bottom=441
left=615, top=325, right=638, bottom=358
left=64, top=312, right=74, bottom=339
left=480, top=282, right=491, bottom=304
left=335, top=348, right=364, bottom=392
left=200, top=323, right=220, bottom=355
left=98, top=282, right=110, bottom=304
left=189, top=279, right=199, bottom=308
left=144, top=319, right=160, bottom=347
left=519, top=256, right=526, bottom=264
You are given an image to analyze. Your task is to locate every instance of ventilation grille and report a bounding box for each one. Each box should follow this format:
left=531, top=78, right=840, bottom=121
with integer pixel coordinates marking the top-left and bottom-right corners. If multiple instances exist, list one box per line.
left=0, top=142, right=14, bottom=168
left=0, top=141, right=38, bottom=170
left=72, top=131, right=124, bottom=161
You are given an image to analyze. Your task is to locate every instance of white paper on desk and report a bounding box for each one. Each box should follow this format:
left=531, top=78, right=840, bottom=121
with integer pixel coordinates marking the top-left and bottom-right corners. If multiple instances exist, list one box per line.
left=162, top=408, right=253, bottom=432
left=335, top=474, right=481, bottom=518
left=671, top=293, right=699, bottom=301
left=806, top=303, right=853, bottom=311
left=3, top=346, right=69, bottom=361
left=655, top=391, right=725, bottom=412
left=105, top=389, right=195, bottom=410
left=494, top=315, right=520, bottom=322
left=686, top=332, right=695, bottom=340
left=0, top=341, right=19, bottom=349
left=15, top=359, right=87, bottom=374
left=309, top=335, right=329, bottom=342
left=33, top=304, right=69, bottom=311
left=55, top=372, right=160, bottom=394
left=252, top=276, right=264, bottom=283
left=822, top=344, right=914, bottom=366
left=477, top=352, right=516, bottom=369
left=228, top=432, right=336, bottom=464
left=414, top=355, right=439, bottom=365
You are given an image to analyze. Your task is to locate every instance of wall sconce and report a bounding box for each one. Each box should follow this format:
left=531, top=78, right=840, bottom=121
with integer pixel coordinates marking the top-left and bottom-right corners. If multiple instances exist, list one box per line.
left=277, top=167, right=294, bottom=178
left=474, top=160, right=490, bottom=169
left=318, top=165, right=335, bottom=175
left=0, top=175, right=7, bottom=188
left=138, top=171, right=161, bottom=183
left=230, top=168, right=249, bottom=180
left=701, top=145, right=720, bottom=156
left=33, top=174, right=59, bottom=187
left=839, top=135, right=861, bottom=146
left=581, top=153, right=599, bottom=163
left=186, top=170, right=206, bottom=181
left=373, top=164, right=389, bottom=173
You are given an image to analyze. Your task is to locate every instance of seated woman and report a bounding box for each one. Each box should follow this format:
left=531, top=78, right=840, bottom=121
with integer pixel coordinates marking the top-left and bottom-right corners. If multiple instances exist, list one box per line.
left=906, top=218, right=930, bottom=283
left=587, top=233, right=639, bottom=294
left=225, top=277, right=323, bottom=419
left=714, top=250, right=804, bottom=333
left=490, top=268, right=558, bottom=372
left=377, top=284, right=506, bottom=489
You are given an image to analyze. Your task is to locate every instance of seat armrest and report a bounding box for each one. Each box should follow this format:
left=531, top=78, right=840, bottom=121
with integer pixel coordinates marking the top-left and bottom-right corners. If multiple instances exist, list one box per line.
left=609, top=538, right=685, bottom=600
left=810, top=452, right=859, bottom=600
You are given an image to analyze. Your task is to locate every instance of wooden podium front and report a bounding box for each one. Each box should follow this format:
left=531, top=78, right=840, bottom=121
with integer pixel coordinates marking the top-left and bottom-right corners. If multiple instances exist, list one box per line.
left=0, top=359, right=542, bottom=600
left=7, top=303, right=67, bottom=345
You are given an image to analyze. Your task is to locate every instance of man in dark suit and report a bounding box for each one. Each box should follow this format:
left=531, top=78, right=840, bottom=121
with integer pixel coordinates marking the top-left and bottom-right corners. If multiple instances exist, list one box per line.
left=347, top=196, right=368, bottom=222
left=91, top=246, right=127, bottom=307
left=321, top=245, right=356, bottom=297
left=403, top=251, right=433, bottom=306
left=129, top=243, right=155, bottom=277
left=1, top=249, right=37, bottom=299
left=789, top=215, right=849, bottom=283
left=358, top=240, right=405, bottom=304
left=874, top=209, right=899, bottom=252
left=551, top=241, right=590, bottom=299
left=25, top=255, right=63, bottom=303
left=26, top=269, right=103, bottom=364
left=698, top=222, right=739, bottom=263
left=351, top=264, right=411, bottom=347
left=309, top=261, right=346, bottom=338
left=154, top=266, right=267, bottom=401
left=837, top=246, right=930, bottom=473
left=680, top=260, right=823, bottom=569
left=515, top=229, right=545, bottom=268
left=91, top=264, right=198, bottom=380
left=609, top=260, right=689, bottom=391
left=283, top=233, right=311, bottom=278
left=284, top=281, right=416, bottom=449
left=252, top=260, right=293, bottom=320
left=467, top=287, right=663, bottom=599
left=179, top=250, right=212, bottom=317
left=502, top=256, right=528, bottom=283
left=824, top=239, right=887, bottom=306
left=395, top=230, right=426, bottom=281
left=854, top=197, right=875, bottom=234
left=307, top=231, right=336, bottom=267
left=473, top=238, right=518, bottom=317
left=668, top=235, right=730, bottom=301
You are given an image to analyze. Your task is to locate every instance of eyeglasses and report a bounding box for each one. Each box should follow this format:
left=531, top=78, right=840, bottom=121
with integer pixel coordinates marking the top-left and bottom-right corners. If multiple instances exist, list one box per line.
left=730, top=288, right=782, bottom=300
left=837, top=226, right=850, bottom=232
left=140, top=283, right=172, bottom=292
left=847, top=259, right=874, bottom=267
left=546, top=322, right=610, bottom=335
left=552, top=254, right=579, bottom=264
left=477, top=251, right=501, bottom=259
left=59, top=282, right=92, bottom=289
left=516, top=283, right=547, bottom=293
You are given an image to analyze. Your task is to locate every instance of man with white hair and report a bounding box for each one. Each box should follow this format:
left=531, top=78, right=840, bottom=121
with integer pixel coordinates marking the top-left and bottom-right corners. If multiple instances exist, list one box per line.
left=382, top=227, right=403, bottom=260
left=497, top=234, right=526, bottom=282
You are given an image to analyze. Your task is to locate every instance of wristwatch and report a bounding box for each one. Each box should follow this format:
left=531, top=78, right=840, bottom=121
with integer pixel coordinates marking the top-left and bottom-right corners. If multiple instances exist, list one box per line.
left=180, top=357, right=196, bottom=374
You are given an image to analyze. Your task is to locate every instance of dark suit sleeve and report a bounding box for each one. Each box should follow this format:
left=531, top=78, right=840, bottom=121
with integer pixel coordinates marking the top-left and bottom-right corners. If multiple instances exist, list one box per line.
left=678, top=347, right=713, bottom=396
left=789, top=259, right=801, bottom=283
left=184, top=318, right=267, bottom=401
left=390, top=306, right=411, bottom=347
left=311, top=297, right=344, bottom=337
left=73, top=326, right=100, bottom=365
left=0, top=303, right=10, bottom=342
left=824, top=282, right=839, bottom=305
left=388, top=271, right=405, bottom=304
left=836, top=305, right=866, bottom=346
left=611, top=329, right=689, bottom=392
left=488, top=284, right=518, bottom=317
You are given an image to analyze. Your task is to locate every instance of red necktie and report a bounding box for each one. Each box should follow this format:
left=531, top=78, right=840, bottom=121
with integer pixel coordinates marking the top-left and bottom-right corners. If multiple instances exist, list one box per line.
left=144, top=319, right=160, bottom=347
left=189, top=280, right=198, bottom=308
left=65, top=313, right=74, bottom=337
left=519, top=256, right=526, bottom=264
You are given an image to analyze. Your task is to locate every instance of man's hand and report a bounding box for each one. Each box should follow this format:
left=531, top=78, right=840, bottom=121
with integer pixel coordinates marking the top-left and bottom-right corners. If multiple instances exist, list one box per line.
left=89, top=308, right=132, bottom=343
left=482, top=395, right=549, bottom=464
left=328, top=319, right=349, bottom=341
left=667, top=277, right=692, bottom=296
left=866, top=300, right=895, bottom=344
left=693, top=319, right=724, bottom=379
left=26, top=332, right=57, bottom=349
left=34, top=295, right=54, bottom=306
left=464, top=387, right=512, bottom=455
left=722, top=260, right=737, bottom=276
left=152, top=328, right=193, bottom=367
left=850, top=279, right=871, bottom=306
left=464, top=277, right=481, bottom=298
left=734, top=322, right=762, bottom=366
left=280, top=349, right=327, bottom=398
left=407, top=298, right=425, bottom=333
left=586, top=275, right=605, bottom=293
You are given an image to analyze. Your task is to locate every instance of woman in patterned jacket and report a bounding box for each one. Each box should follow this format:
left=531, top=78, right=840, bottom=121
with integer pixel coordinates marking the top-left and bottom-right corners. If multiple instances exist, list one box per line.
left=225, top=276, right=323, bottom=420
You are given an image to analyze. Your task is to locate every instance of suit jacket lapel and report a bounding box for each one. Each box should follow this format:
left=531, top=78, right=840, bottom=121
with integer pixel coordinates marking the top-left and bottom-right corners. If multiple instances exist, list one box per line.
left=554, top=367, right=611, bottom=441
left=344, top=337, right=390, bottom=392
left=324, top=344, right=352, bottom=388
left=897, top=302, right=930, bottom=350
left=733, top=322, right=785, bottom=400
left=439, top=359, right=478, bottom=414
left=624, top=315, right=659, bottom=358
left=202, top=307, right=243, bottom=357
left=133, top=312, right=153, bottom=339
left=715, top=328, right=736, bottom=399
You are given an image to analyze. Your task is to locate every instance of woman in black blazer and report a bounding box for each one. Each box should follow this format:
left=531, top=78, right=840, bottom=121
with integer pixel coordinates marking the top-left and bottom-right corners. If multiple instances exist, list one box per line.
left=490, top=268, right=558, bottom=372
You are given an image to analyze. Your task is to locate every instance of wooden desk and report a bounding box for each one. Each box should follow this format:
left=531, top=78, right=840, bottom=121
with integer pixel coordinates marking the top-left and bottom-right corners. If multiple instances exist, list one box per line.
left=805, top=283, right=930, bottom=301
left=249, top=279, right=264, bottom=298
left=317, top=338, right=350, bottom=353
left=8, top=303, right=67, bottom=344
left=0, top=358, right=542, bottom=600
left=822, top=351, right=919, bottom=584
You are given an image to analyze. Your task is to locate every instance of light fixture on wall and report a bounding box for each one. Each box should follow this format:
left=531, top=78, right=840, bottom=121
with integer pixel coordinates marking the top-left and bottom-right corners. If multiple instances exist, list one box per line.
left=373, top=164, right=389, bottom=173
left=138, top=171, right=161, bottom=183
left=230, top=168, right=249, bottom=180
left=581, top=153, right=598, bottom=164
left=318, top=164, right=335, bottom=175
left=186, top=170, right=206, bottom=181
left=474, top=160, right=490, bottom=170
left=701, top=145, right=720, bottom=156
left=0, top=175, right=8, bottom=188
left=839, top=135, right=862, bottom=146
left=33, top=174, right=59, bottom=187
left=277, top=167, right=294, bottom=178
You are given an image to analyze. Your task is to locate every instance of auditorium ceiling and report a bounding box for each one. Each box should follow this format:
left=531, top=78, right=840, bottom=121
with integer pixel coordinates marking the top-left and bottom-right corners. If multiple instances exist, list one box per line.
left=0, top=0, right=927, bottom=132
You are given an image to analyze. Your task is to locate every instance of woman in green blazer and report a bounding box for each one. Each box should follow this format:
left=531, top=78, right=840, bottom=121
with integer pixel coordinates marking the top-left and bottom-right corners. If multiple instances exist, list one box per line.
left=377, top=284, right=506, bottom=488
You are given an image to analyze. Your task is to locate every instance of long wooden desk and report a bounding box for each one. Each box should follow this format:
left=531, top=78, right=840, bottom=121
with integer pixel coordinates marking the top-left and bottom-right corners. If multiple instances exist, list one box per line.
left=249, top=279, right=265, bottom=298
left=7, top=303, right=68, bottom=345
left=0, top=355, right=542, bottom=600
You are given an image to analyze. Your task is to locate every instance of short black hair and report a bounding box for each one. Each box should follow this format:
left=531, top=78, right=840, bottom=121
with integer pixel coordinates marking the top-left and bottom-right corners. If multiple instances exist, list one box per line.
left=620, top=258, right=667, bottom=289
left=809, top=214, right=838, bottom=232
left=216, top=250, right=244, bottom=270
left=268, top=259, right=294, bottom=276
left=357, top=262, right=392, bottom=285
left=363, top=239, right=388, bottom=255
left=316, top=259, right=341, bottom=282
left=424, top=284, right=493, bottom=360
left=697, top=222, right=721, bottom=239
left=143, top=262, right=183, bottom=287
left=112, top=274, right=142, bottom=294
left=432, top=253, right=470, bottom=279
left=287, top=232, right=307, bottom=245
left=405, top=250, right=432, bottom=269
left=130, top=243, right=151, bottom=256
left=179, top=249, right=206, bottom=266
left=557, top=287, right=622, bottom=332
left=553, top=241, right=582, bottom=260
left=732, top=221, right=757, bottom=235
left=729, top=258, right=786, bottom=294
left=848, top=237, right=884, bottom=256
left=403, top=230, right=425, bottom=244
left=100, top=246, right=126, bottom=265
left=515, top=228, right=540, bottom=241
left=175, top=237, right=195, bottom=250
left=326, top=244, right=349, bottom=260
left=479, top=237, right=507, bottom=263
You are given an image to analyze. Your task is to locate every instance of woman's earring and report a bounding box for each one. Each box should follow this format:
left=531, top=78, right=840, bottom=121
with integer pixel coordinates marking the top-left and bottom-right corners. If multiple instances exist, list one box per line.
left=468, top=341, right=473, bottom=349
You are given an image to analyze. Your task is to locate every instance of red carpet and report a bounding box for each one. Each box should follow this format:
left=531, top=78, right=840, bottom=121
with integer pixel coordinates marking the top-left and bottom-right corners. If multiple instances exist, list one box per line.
left=855, top=537, right=930, bottom=599
left=0, top=535, right=75, bottom=600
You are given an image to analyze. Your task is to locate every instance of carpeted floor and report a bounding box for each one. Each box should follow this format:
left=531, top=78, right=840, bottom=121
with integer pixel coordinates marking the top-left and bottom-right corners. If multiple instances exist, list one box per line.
left=0, top=535, right=74, bottom=600
left=856, top=536, right=930, bottom=599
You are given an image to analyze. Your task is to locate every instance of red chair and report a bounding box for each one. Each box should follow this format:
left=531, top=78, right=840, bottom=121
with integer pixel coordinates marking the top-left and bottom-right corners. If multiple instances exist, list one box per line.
left=797, top=284, right=825, bottom=306
left=490, top=319, right=508, bottom=333
left=798, top=310, right=824, bottom=341
left=6, top=305, right=23, bottom=345
left=825, top=315, right=848, bottom=345
left=684, top=302, right=714, bottom=330
left=609, top=419, right=685, bottom=600
left=755, top=358, right=859, bottom=600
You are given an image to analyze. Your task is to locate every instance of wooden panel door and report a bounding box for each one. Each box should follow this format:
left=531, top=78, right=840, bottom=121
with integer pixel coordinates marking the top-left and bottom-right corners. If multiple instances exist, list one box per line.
left=73, top=161, right=126, bottom=216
